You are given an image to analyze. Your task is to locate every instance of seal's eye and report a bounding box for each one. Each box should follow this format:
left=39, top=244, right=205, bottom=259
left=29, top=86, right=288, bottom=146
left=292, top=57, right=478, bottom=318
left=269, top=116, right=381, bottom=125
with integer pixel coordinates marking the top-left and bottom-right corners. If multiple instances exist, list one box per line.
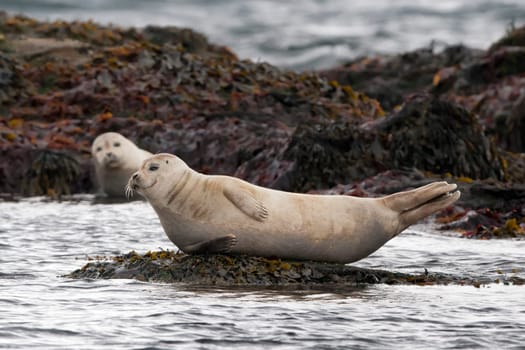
left=96, top=146, right=102, bottom=152
left=113, top=142, right=121, bottom=147
left=149, top=164, right=159, bottom=172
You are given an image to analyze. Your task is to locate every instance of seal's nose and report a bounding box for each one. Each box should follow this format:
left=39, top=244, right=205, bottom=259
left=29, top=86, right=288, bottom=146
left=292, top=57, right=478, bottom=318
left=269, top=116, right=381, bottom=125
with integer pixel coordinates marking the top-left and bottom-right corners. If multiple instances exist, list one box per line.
left=106, top=152, right=113, bottom=157
left=132, top=173, right=139, bottom=180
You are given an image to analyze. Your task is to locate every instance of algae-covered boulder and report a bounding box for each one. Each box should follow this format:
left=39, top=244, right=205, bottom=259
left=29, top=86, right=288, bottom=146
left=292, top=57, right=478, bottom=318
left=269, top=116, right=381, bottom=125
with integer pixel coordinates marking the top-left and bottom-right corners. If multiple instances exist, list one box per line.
left=0, top=12, right=383, bottom=195
left=66, top=250, right=524, bottom=287
left=321, top=24, right=525, bottom=157
left=0, top=52, right=26, bottom=108
left=489, top=25, right=525, bottom=51
left=320, top=45, right=482, bottom=110
left=379, top=95, right=505, bottom=180
left=272, top=95, right=506, bottom=192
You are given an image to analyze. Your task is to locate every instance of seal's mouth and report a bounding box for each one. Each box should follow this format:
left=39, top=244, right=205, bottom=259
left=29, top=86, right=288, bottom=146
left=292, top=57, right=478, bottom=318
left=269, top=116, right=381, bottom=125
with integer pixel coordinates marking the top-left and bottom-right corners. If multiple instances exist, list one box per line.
left=103, top=158, right=120, bottom=168
left=125, top=177, right=157, bottom=200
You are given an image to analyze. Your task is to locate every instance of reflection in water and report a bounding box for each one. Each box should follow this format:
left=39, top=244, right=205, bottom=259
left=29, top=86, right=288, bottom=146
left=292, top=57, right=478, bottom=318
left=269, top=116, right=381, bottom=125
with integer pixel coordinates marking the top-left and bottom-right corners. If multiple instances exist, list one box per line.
left=0, top=196, right=524, bottom=349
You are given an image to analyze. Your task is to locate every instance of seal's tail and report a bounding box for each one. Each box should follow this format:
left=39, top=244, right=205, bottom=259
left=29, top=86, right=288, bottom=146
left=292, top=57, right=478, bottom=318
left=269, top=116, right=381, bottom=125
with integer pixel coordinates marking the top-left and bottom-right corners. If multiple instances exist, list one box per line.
left=383, top=182, right=460, bottom=229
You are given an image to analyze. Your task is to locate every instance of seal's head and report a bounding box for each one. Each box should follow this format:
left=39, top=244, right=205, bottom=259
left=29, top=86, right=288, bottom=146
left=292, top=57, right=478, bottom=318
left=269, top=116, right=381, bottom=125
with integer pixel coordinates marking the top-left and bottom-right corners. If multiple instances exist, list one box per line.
left=126, top=153, right=189, bottom=202
left=92, top=132, right=136, bottom=169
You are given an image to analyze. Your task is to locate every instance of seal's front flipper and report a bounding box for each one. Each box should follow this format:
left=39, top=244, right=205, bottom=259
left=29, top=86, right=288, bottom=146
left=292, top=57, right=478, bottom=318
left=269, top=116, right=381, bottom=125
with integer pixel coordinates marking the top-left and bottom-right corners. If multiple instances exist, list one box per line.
left=184, top=234, right=238, bottom=254
left=223, top=183, right=269, bottom=221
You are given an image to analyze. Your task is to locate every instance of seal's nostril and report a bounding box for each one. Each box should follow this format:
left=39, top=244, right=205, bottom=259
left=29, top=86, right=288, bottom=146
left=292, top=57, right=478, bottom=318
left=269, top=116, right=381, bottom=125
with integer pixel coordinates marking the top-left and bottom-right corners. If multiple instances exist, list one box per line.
left=132, top=173, right=138, bottom=180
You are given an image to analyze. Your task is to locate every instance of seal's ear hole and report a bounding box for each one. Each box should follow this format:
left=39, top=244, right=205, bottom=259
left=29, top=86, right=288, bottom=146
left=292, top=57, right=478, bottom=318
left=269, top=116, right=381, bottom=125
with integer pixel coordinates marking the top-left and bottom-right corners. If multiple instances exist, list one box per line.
left=166, top=160, right=168, bottom=164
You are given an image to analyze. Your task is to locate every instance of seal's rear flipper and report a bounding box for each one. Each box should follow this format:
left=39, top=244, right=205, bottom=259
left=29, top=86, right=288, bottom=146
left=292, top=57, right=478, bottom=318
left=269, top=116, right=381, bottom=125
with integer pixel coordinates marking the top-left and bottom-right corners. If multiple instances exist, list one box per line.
left=184, top=234, right=238, bottom=254
left=383, top=182, right=460, bottom=229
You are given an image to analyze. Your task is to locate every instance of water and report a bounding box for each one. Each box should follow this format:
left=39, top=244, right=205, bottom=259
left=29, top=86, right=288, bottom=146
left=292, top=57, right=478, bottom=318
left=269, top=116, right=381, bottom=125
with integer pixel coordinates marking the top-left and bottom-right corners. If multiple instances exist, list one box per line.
left=1, top=0, right=525, bottom=69
left=1, top=197, right=524, bottom=349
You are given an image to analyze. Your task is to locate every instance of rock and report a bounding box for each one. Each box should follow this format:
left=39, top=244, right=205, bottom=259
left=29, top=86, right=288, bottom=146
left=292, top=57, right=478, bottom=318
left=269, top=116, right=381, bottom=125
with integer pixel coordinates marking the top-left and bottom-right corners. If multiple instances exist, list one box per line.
left=21, top=149, right=81, bottom=197
left=321, top=25, right=525, bottom=156
left=65, top=250, right=517, bottom=287
left=489, top=25, right=525, bottom=51
left=378, top=94, right=505, bottom=181
left=320, top=44, right=482, bottom=110
left=0, top=52, right=25, bottom=107
left=0, top=13, right=383, bottom=195
left=276, top=95, right=506, bottom=192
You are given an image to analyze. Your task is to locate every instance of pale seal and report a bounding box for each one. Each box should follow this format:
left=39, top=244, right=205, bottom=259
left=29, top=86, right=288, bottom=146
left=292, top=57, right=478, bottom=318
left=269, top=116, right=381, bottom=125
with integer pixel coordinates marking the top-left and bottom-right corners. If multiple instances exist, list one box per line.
left=91, top=132, right=152, bottom=197
left=127, top=153, right=460, bottom=264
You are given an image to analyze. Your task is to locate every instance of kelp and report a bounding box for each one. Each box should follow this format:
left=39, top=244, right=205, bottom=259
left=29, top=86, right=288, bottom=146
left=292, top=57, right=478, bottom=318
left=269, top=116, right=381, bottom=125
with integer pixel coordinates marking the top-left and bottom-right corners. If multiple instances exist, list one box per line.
left=21, top=149, right=80, bottom=197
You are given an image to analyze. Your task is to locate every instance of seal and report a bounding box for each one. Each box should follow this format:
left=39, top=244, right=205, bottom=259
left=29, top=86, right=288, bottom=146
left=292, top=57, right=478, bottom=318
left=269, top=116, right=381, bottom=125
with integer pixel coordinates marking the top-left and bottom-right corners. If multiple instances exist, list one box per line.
left=126, top=153, right=460, bottom=263
left=91, top=132, right=152, bottom=197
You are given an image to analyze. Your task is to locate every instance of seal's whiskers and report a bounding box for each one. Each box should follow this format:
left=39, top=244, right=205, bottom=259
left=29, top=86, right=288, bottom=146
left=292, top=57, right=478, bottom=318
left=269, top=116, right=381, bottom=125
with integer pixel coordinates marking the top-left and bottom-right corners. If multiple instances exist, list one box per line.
left=125, top=183, right=134, bottom=200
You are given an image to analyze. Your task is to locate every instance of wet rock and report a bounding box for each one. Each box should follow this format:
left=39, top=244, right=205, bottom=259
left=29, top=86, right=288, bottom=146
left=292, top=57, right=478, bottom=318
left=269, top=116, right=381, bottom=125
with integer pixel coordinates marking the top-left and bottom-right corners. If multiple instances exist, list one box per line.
left=21, top=149, right=81, bottom=197
left=141, top=25, right=234, bottom=58
left=0, top=52, right=26, bottom=108
left=320, top=44, right=482, bottom=110
left=65, top=250, right=519, bottom=287
left=322, top=25, right=525, bottom=156
left=378, top=95, right=505, bottom=181
left=455, top=47, right=525, bottom=92
left=0, top=13, right=382, bottom=195
left=448, top=77, right=525, bottom=154
left=435, top=179, right=525, bottom=239
left=489, top=25, right=525, bottom=51
left=277, top=95, right=506, bottom=192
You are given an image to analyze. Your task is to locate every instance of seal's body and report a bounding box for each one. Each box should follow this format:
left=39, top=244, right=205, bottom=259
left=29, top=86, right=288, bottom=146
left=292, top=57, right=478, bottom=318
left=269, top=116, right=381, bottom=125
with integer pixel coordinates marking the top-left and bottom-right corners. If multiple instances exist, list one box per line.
left=91, top=132, right=152, bottom=197
left=128, top=153, right=460, bottom=263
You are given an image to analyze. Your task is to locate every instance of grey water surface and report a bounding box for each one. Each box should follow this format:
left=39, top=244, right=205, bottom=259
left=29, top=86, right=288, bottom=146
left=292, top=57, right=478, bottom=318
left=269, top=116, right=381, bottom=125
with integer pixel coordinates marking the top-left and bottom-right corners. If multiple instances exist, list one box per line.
left=1, top=0, right=525, bottom=69
left=1, top=197, right=524, bottom=349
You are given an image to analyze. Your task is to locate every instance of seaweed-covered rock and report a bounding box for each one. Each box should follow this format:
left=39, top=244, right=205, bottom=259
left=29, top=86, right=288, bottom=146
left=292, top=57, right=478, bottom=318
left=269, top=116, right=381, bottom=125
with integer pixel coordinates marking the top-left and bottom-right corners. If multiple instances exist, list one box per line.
left=454, top=47, right=525, bottom=92
left=0, top=52, right=26, bottom=109
left=278, top=120, right=379, bottom=191
left=448, top=76, right=525, bottom=154
left=489, top=25, right=525, bottom=51
left=141, top=25, right=234, bottom=57
left=379, top=95, right=505, bottom=180
left=320, top=44, right=482, bottom=110
left=0, top=12, right=384, bottom=195
left=276, top=95, right=506, bottom=192
left=21, top=149, right=81, bottom=197
left=65, top=250, right=523, bottom=286
left=321, top=24, right=525, bottom=157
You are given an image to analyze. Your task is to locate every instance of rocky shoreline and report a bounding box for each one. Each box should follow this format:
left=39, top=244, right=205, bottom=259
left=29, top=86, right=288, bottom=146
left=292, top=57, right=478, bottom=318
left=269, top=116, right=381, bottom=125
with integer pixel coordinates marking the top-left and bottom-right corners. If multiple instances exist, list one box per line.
left=0, top=12, right=524, bottom=242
